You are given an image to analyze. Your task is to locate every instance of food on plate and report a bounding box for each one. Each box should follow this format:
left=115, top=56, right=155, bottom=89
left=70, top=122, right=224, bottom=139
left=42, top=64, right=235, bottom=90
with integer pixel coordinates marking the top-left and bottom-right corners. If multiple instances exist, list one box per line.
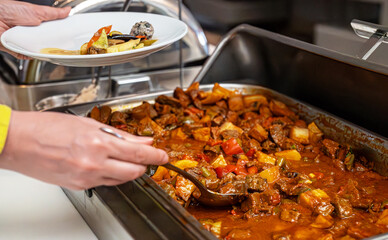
left=40, top=21, right=157, bottom=55
left=80, top=21, right=156, bottom=55
left=89, top=83, right=388, bottom=240
left=130, top=21, right=154, bottom=39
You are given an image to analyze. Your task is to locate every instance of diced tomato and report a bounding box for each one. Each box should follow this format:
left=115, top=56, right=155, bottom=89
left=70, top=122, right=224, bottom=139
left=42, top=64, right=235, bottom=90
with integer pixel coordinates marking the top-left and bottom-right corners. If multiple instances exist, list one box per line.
left=207, top=139, right=223, bottom=146
left=246, top=148, right=256, bottom=157
left=234, top=165, right=248, bottom=176
left=247, top=166, right=259, bottom=174
left=215, top=165, right=236, bottom=178
left=230, top=209, right=237, bottom=216
left=314, top=171, right=324, bottom=180
left=222, top=138, right=244, bottom=155
left=196, top=153, right=210, bottom=163
left=87, top=25, right=112, bottom=49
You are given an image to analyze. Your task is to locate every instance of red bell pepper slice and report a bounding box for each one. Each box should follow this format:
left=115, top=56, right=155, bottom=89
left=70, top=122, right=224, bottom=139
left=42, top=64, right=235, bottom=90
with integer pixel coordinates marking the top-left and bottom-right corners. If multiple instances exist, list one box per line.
left=246, top=148, right=256, bottom=158
left=247, top=166, right=258, bottom=174
left=222, top=138, right=243, bottom=155
left=215, top=165, right=237, bottom=178
left=196, top=153, right=210, bottom=163
left=234, top=165, right=248, bottom=176
left=87, top=25, right=112, bottom=49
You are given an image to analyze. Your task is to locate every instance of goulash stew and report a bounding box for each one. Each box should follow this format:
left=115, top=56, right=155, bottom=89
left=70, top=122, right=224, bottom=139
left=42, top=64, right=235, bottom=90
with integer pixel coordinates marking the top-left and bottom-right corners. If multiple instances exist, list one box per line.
left=89, top=83, right=388, bottom=240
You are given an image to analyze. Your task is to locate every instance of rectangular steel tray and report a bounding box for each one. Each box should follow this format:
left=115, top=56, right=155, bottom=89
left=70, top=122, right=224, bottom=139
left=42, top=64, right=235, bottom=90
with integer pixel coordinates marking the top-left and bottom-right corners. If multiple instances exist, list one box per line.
left=51, top=83, right=388, bottom=240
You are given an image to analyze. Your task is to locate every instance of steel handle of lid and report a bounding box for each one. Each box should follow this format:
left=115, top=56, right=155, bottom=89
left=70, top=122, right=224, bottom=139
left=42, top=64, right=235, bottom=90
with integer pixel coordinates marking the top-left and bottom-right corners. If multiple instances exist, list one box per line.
left=351, top=19, right=388, bottom=60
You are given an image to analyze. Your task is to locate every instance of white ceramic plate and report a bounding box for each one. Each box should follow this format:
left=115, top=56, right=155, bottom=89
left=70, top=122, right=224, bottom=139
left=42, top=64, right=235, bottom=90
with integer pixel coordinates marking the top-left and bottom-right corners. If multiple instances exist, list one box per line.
left=1, top=12, right=187, bottom=67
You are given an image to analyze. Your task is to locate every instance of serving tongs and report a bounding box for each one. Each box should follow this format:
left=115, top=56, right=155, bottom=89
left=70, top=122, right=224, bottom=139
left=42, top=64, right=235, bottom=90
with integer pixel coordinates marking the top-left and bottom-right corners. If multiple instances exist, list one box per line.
left=100, top=127, right=247, bottom=207
left=351, top=19, right=388, bottom=60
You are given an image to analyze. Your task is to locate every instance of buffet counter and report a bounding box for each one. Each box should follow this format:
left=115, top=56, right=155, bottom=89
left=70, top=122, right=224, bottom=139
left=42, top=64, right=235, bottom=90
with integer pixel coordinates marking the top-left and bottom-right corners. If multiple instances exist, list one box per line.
left=0, top=169, right=96, bottom=240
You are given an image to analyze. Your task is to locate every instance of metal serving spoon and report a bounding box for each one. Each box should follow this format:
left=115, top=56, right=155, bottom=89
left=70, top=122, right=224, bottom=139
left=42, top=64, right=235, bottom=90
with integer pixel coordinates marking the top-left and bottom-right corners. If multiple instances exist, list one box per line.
left=99, top=127, right=247, bottom=207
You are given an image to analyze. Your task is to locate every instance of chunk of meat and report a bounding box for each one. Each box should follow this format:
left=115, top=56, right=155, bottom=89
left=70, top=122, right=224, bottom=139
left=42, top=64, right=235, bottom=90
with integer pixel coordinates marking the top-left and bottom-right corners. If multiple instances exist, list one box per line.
left=131, top=102, right=157, bottom=120
left=136, top=117, right=163, bottom=136
left=249, top=124, right=268, bottom=142
left=270, top=124, right=288, bottom=147
left=173, top=87, right=191, bottom=108
left=155, top=113, right=178, bottom=129
left=245, top=174, right=268, bottom=192
left=241, top=192, right=273, bottom=213
left=228, top=95, right=244, bottom=111
left=155, top=95, right=181, bottom=108
left=269, top=100, right=296, bottom=118
left=333, top=196, right=354, bottom=219
left=322, top=139, right=340, bottom=159
left=110, top=111, right=127, bottom=126
left=100, top=105, right=112, bottom=124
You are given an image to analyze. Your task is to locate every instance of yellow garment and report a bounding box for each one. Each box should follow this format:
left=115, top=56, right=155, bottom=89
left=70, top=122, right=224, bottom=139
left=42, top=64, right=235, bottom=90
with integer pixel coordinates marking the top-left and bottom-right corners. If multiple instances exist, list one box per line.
left=0, top=105, right=11, bottom=154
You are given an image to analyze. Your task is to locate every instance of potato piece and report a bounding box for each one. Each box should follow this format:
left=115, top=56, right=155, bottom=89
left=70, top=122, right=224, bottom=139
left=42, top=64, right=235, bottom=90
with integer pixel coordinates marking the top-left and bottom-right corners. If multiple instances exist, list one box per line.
left=280, top=209, right=301, bottom=223
left=107, top=38, right=140, bottom=53
left=219, top=122, right=243, bottom=135
left=269, top=100, right=295, bottom=117
left=249, top=124, right=268, bottom=142
left=141, top=39, right=158, bottom=46
left=192, top=127, right=211, bottom=141
left=170, top=160, right=198, bottom=177
left=311, top=214, right=334, bottom=228
left=243, top=94, right=268, bottom=110
left=299, top=189, right=334, bottom=215
left=175, top=176, right=196, bottom=201
left=377, top=209, right=388, bottom=226
left=290, top=126, right=310, bottom=144
left=135, top=43, right=144, bottom=49
left=228, top=95, right=244, bottom=111
left=311, top=189, right=330, bottom=199
left=152, top=166, right=168, bottom=181
left=170, top=127, right=187, bottom=140
left=259, top=166, right=280, bottom=183
left=80, top=42, right=88, bottom=55
left=308, top=122, right=323, bottom=143
left=256, top=151, right=276, bottom=165
left=211, top=154, right=227, bottom=168
left=212, top=83, right=234, bottom=99
left=275, top=150, right=301, bottom=161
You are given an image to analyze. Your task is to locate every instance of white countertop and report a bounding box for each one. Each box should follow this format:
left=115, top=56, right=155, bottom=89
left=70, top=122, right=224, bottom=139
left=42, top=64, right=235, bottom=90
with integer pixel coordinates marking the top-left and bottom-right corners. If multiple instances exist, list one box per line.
left=0, top=169, right=97, bottom=240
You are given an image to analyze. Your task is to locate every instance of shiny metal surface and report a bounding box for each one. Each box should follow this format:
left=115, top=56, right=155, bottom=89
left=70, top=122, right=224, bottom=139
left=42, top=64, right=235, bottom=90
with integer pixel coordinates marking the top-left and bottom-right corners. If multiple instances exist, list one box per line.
left=351, top=19, right=388, bottom=60
left=193, top=24, right=388, bottom=138
left=0, top=66, right=201, bottom=110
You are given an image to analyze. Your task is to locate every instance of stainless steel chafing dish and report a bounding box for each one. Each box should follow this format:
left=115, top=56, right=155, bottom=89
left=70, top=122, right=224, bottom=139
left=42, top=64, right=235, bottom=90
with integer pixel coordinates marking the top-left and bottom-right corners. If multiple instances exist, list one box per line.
left=0, top=0, right=209, bottom=110
left=49, top=24, right=388, bottom=240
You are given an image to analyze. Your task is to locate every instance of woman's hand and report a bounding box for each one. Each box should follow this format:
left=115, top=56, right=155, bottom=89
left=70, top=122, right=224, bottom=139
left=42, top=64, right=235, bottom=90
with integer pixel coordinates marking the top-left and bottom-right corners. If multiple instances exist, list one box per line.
left=0, top=111, right=169, bottom=190
left=0, top=0, right=71, bottom=58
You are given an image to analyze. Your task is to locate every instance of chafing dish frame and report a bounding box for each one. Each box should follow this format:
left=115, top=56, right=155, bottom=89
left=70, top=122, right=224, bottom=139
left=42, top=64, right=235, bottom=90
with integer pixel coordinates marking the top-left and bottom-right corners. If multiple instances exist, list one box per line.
left=50, top=23, right=388, bottom=239
left=52, top=82, right=387, bottom=240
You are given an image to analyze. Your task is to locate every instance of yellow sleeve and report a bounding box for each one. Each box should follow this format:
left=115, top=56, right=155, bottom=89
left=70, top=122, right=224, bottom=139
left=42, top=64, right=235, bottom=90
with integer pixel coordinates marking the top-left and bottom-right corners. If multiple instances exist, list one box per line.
left=0, top=105, right=12, bottom=154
